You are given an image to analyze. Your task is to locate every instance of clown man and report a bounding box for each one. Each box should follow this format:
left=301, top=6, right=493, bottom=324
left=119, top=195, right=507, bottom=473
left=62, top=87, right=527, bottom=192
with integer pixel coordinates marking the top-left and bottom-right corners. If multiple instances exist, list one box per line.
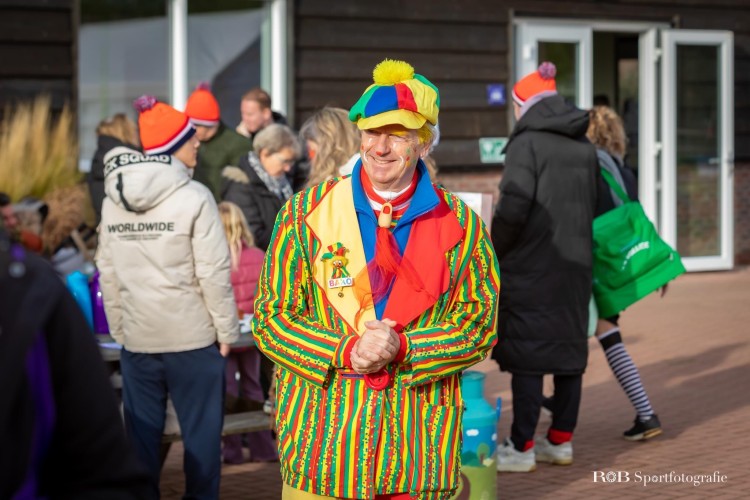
left=252, top=59, right=500, bottom=500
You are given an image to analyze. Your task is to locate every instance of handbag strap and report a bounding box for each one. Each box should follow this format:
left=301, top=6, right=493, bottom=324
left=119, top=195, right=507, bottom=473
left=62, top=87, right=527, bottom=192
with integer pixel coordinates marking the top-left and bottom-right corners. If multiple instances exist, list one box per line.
left=600, top=168, right=631, bottom=204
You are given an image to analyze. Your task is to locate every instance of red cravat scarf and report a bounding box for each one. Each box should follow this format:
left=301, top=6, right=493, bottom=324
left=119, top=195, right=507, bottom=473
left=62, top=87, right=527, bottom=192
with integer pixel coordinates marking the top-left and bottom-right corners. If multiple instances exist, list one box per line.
left=354, top=170, right=424, bottom=328
left=361, top=170, right=418, bottom=222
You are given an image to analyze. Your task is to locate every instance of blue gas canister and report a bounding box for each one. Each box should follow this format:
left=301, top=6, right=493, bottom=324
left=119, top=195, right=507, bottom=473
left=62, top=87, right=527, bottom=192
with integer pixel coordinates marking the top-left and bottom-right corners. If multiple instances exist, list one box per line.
left=452, top=370, right=499, bottom=500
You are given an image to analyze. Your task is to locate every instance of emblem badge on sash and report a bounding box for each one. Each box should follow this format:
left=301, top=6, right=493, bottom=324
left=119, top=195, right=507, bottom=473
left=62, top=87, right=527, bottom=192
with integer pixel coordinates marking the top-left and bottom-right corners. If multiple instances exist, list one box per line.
left=321, top=243, right=353, bottom=297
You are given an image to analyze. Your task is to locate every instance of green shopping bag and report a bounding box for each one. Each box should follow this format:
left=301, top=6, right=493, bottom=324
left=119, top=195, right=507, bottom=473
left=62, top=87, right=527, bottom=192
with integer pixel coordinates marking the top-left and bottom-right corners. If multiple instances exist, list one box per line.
left=592, top=169, right=685, bottom=317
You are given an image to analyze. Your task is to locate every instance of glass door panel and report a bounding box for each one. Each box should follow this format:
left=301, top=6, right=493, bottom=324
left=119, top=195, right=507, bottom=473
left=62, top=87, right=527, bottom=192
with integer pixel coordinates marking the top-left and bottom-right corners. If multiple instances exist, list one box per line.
left=516, top=23, right=592, bottom=109
left=538, top=42, right=578, bottom=103
left=661, top=30, right=734, bottom=270
left=675, top=45, right=721, bottom=258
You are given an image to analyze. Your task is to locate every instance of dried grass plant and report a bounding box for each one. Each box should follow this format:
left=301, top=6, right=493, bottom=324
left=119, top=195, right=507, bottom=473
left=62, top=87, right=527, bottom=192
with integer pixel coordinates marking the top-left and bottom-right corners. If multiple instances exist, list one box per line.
left=0, top=96, right=80, bottom=202
left=43, top=184, right=90, bottom=253
left=0, top=96, right=91, bottom=254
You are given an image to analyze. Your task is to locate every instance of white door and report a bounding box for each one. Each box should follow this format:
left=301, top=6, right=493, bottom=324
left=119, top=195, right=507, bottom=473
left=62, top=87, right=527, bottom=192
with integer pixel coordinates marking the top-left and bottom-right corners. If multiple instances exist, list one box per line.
left=659, top=30, right=734, bottom=271
left=516, top=21, right=735, bottom=271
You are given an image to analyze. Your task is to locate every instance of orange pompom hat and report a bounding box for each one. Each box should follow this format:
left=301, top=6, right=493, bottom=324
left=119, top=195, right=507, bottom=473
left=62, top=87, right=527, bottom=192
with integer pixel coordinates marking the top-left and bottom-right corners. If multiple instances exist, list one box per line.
left=132, top=95, right=195, bottom=156
left=185, top=82, right=220, bottom=126
left=512, top=62, right=557, bottom=105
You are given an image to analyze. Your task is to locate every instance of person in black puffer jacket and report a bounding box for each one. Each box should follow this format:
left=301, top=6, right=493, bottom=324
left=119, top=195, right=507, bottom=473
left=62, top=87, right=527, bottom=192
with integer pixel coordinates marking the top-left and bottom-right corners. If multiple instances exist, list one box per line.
left=492, top=62, right=599, bottom=472
left=0, top=227, right=150, bottom=499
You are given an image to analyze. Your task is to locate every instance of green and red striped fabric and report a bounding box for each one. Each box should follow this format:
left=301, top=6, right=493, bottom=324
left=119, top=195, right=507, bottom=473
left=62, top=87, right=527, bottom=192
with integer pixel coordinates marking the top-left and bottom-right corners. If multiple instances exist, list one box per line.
left=252, top=177, right=500, bottom=500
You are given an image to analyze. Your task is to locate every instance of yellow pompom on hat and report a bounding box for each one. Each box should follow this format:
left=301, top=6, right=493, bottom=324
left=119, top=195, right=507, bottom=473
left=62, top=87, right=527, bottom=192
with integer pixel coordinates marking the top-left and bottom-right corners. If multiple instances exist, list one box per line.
left=349, top=59, right=440, bottom=130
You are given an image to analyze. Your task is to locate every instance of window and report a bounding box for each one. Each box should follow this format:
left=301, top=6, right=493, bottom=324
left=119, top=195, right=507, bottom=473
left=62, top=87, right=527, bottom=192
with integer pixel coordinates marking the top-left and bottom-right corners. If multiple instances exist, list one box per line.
left=78, top=0, right=267, bottom=170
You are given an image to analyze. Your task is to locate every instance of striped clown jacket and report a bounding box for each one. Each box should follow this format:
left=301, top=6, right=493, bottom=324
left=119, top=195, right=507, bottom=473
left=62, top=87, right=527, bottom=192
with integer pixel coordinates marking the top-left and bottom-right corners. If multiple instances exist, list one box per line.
left=252, top=166, right=500, bottom=500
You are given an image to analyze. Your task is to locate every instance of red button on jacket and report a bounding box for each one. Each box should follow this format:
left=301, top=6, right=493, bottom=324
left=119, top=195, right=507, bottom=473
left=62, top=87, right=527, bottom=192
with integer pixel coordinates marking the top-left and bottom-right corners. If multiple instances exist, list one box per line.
left=364, top=368, right=390, bottom=390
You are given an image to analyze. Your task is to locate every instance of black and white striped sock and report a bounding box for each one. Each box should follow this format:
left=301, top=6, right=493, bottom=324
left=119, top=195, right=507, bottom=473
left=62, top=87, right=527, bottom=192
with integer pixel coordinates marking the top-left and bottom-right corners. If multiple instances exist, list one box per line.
left=598, top=328, right=654, bottom=422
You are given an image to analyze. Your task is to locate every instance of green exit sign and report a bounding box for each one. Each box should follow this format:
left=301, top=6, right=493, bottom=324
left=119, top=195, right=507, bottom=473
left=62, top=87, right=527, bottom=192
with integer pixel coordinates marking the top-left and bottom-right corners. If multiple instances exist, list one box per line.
left=478, top=137, right=508, bottom=164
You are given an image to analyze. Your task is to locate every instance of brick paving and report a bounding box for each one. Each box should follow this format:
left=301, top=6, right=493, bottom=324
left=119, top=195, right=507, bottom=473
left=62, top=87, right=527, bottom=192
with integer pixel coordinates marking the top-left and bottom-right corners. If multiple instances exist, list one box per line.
left=160, top=267, right=750, bottom=499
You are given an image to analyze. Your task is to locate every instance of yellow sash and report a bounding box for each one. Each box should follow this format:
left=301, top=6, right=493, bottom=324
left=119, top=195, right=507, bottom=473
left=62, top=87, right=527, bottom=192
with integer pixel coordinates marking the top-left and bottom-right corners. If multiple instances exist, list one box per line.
left=304, top=178, right=376, bottom=333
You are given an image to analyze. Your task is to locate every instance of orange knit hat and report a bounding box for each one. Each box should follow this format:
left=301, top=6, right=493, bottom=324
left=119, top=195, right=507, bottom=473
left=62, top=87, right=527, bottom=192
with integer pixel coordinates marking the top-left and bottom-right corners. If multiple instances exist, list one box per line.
left=512, top=62, right=557, bottom=105
left=185, top=82, right=220, bottom=126
left=132, top=95, right=195, bottom=156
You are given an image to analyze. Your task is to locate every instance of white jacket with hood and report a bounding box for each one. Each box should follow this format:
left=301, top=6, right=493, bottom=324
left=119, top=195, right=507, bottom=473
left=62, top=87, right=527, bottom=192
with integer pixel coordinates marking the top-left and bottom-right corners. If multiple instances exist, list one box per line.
left=96, top=146, right=239, bottom=353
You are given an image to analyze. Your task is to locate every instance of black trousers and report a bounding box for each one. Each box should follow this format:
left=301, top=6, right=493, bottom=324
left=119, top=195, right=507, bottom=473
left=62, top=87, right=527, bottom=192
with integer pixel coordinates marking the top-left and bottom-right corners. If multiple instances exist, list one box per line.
left=510, top=373, right=582, bottom=451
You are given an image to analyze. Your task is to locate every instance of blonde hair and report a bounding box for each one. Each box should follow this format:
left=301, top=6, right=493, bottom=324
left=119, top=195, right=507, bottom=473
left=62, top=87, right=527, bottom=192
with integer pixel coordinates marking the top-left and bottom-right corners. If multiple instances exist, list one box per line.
left=417, top=122, right=436, bottom=146
left=96, top=113, right=140, bottom=147
left=587, top=106, right=626, bottom=158
left=301, top=107, right=361, bottom=187
left=218, top=201, right=256, bottom=271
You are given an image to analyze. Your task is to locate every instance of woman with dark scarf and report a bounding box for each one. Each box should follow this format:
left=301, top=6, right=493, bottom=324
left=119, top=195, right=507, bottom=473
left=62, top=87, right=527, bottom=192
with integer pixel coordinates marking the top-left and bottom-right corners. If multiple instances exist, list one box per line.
left=221, top=124, right=301, bottom=251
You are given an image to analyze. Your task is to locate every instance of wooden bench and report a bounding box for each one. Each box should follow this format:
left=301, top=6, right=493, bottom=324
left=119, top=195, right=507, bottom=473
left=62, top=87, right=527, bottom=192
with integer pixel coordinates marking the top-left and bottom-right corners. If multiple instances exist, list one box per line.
left=161, top=410, right=271, bottom=443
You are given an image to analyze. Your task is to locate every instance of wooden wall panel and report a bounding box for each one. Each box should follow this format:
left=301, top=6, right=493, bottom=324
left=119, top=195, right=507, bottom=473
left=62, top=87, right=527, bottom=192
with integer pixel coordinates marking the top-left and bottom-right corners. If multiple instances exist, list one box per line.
left=295, top=109, right=506, bottom=140
left=0, top=44, right=73, bottom=77
left=733, top=34, right=750, bottom=56
left=679, top=10, right=750, bottom=32
left=0, top=1, right=77, bottom=118
left=295, top=81, right=362, bottom=111
left=621, top=0, right=749, bottom=9
left=297, top=0, right=509, bottom=23
left=297, top=18, right=507, bottom=53
left=735, top=116, right=750, bottom=135
left=0, top=9, right=72, bottom=42
left=293, top=0, right=508, bottom=168
left=0, top=79, right=71, bottom=107
left=297, top=81, right=510, bottom=112
left=294, top=0, right=750, bottom=167
left=296, top=51, right=508, bottom=83
left=432, top=139, right=483, bottom=167
left=0, top=0, right=73, bottom=9
left=510, top=1, right=680, bottom=21
left=737, top=136, right=750, bottom=161
left=511, top=0, right=746, bottom=25
left=436, top=110, right=509, bottom=139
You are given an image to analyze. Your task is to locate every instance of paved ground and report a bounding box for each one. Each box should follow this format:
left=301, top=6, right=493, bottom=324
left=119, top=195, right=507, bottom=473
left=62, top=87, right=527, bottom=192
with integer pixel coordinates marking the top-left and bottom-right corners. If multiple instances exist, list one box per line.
left=161, top=267, right=750, bottom=499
